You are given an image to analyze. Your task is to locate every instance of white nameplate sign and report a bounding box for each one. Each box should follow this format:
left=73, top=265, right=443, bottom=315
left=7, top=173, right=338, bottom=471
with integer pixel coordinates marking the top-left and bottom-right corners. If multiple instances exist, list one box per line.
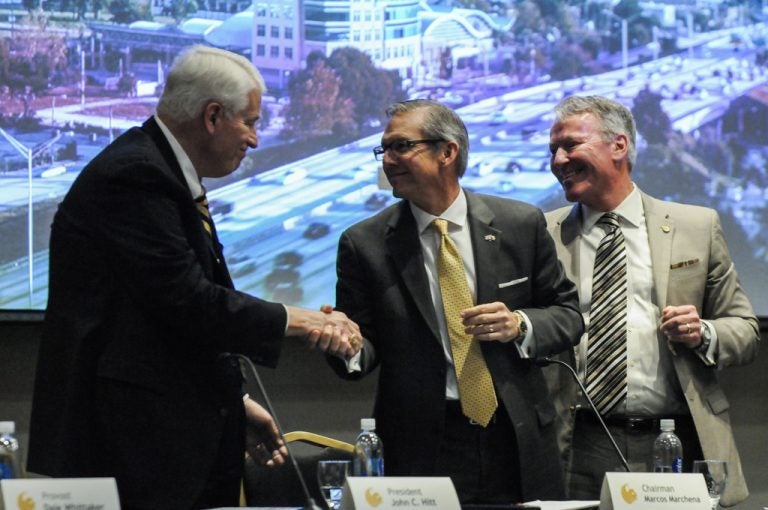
left=600, top=472, right=710, bottom=510
left=340, top=477, right=460, bottom=510
left=0, top=478, right=121, bottom=510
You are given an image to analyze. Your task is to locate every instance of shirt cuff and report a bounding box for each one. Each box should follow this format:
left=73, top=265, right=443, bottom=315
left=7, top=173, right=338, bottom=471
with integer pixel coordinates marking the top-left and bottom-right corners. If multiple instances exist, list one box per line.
left=516, top=310, right=534, bottom=358
left=282, top=304, right=289, bottom=335
left=697, top=320, right=718, bottom=366
left=345, top=349, right=362, bottom=373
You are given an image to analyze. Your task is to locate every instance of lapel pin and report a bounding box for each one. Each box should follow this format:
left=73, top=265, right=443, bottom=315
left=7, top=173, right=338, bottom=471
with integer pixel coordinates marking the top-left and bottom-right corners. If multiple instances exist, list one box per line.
left=661, top=225, right=671, bottom=233
left=484, top=234, right=496, bottom=242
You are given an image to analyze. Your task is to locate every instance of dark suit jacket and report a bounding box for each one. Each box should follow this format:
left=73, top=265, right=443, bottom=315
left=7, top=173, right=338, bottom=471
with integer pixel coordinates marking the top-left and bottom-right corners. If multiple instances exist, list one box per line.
left=329, top=190, right=583, bottom=500
left=28, top=117, right=287, bottom=509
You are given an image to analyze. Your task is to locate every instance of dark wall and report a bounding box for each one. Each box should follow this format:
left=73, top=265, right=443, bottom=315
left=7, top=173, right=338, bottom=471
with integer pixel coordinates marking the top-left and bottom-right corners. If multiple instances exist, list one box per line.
left=1, top=320, right=766, bottom=506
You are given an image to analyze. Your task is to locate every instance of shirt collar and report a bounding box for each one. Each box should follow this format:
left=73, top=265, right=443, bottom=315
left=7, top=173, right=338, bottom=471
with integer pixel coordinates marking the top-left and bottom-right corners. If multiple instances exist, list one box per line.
left=411, top=189, right=468, bottom=235
left=154, top=114, right=203, bottom=199
left=581, top=184, right=643, bottom=232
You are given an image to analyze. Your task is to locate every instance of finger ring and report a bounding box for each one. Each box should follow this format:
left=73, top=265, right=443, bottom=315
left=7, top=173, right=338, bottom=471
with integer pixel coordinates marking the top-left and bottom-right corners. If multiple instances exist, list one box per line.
left=488, top=326, right=494, bottom=333
left=350, top=334, right=361, bottom=349
left=684, top=323, right=691, bottom=333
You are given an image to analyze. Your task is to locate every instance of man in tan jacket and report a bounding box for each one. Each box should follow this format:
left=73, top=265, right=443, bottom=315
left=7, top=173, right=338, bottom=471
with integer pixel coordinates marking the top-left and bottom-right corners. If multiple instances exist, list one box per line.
left=544, top=95, right=759, bottom=505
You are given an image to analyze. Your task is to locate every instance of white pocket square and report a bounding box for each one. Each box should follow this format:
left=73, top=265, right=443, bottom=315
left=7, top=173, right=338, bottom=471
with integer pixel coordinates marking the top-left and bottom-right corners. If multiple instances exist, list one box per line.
left=498, top=277, right=528, bottom=288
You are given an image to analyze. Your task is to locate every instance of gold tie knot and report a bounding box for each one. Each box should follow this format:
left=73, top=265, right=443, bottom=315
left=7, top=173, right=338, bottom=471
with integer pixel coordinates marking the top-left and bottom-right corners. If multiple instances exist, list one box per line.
left=433, top=218, right=449, bottom=236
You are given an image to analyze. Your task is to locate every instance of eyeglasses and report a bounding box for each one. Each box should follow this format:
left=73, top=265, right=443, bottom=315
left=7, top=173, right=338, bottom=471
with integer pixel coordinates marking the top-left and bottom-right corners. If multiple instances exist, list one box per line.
left=372, top=139, right=443, bottom=161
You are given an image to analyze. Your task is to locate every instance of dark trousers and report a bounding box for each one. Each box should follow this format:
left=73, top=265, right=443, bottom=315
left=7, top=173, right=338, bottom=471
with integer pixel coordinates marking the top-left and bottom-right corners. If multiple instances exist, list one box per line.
left=435, top=400, right=522, bottom=504
left=567, top=412, right=702, bottom=500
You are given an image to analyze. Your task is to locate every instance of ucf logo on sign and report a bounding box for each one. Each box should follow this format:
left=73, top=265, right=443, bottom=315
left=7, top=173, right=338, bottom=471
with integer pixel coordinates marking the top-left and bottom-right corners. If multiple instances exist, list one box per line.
left=601, top=472, right=710, bottom=509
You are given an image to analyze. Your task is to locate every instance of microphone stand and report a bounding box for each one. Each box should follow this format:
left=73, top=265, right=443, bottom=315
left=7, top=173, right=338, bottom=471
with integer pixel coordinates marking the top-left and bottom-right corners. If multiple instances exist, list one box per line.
left=226, top=353, right=323, bottom=510
left=539, top=356, right=630, bottom=472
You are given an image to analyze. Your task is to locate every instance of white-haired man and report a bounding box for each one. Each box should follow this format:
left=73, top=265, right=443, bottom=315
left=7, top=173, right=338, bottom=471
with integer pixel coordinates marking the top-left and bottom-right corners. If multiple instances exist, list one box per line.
left=28, top=45, right=360, bottom=509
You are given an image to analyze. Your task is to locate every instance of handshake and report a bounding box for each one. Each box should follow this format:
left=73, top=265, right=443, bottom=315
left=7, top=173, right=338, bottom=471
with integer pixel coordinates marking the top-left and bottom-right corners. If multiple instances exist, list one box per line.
left=285, top=303, right=362, bottom=360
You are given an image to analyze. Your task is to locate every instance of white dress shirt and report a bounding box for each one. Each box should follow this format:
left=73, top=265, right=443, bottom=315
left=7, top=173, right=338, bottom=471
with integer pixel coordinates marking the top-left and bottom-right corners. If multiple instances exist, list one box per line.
left=576, top=186, right=689, bottom=416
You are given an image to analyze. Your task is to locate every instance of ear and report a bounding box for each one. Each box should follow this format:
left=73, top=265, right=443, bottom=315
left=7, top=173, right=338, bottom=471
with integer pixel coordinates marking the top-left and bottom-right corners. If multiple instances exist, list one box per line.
left=203, top=102, right=223, bottom=134
left=441, top=140, right=460, bottom=166
left=612, top=133, right=629, bottom=162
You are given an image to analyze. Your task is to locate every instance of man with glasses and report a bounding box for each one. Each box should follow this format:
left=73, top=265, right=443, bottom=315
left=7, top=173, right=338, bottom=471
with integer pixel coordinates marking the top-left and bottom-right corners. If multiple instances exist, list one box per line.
left=326, top=99, right=584, bottom=503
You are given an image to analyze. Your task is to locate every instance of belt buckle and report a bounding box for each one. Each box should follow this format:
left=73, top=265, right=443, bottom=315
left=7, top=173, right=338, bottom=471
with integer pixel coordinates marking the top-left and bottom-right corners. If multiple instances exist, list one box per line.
left=625, top=416, right=656, bottom=432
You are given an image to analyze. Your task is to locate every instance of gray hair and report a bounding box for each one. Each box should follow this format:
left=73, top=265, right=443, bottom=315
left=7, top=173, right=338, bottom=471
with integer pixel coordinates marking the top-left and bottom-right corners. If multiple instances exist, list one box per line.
left=385, top=99, right=470, bottom=177
left=553, top=95, right=637, bottom=169
left=157, top=45, right=266, bottom=122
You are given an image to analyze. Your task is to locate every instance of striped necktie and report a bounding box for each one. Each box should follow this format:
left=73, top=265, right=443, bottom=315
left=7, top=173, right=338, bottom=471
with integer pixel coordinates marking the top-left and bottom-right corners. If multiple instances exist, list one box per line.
left=586, top=212, right=627, bottom=416
left=195, top=191, right=214, bottom=238
left=433, top=218, right=498, bottom=427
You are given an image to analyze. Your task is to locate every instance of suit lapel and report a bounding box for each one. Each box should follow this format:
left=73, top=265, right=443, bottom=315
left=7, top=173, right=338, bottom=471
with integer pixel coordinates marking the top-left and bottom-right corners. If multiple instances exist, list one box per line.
left=642, top=193, right=673, bottom=309
left=465, top=192, right=501, bottom=305
left=554, top=204, right=583, bottom=282
left=142, top=117, right=234, bottom=288
left=386, top=202, right=441, bottom=339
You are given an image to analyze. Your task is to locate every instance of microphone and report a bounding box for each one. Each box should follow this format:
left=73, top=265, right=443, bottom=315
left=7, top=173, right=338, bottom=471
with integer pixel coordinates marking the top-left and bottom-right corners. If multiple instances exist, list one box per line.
left=537, top=356, right=630, bottom=472
left=221, top=352, right=323, bottom=510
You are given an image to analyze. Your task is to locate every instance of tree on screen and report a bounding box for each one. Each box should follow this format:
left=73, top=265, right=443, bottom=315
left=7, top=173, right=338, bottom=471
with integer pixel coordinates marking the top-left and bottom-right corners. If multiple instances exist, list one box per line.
left=328, top=47, right=405, bottom=132
left=632, top=88, right=670, bottom=145
left=0, top=12, right=68, bottom=98
left=283, top=56, right=354, bottom=139
left=108, top=0, right=149, bottom=24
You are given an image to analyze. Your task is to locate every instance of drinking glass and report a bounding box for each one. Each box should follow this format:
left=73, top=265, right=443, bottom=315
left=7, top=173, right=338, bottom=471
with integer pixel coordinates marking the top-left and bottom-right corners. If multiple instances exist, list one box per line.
left=693, top=460, right=728, bottom=510
left=317, top=460, right=350, bottom=510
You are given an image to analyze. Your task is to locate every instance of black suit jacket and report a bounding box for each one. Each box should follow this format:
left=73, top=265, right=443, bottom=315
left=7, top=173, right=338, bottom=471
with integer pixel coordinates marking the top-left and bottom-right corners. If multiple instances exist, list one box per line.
left=330, top=191, right=583, bottom=500
left=28, top=118, right=287, bottom=509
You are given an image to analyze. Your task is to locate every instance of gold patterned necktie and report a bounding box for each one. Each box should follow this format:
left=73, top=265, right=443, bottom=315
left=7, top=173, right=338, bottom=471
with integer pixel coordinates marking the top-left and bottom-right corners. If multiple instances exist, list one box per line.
left=433, top=218, right=498, bottom=427
left=194, top=190, right=214, bottom=238
left=586, top=212, right=627, bottom=416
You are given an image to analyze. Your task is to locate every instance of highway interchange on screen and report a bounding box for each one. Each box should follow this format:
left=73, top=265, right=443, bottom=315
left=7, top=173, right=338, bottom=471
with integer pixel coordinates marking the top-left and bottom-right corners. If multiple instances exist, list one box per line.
left=1, top=25, right=766, bottom=310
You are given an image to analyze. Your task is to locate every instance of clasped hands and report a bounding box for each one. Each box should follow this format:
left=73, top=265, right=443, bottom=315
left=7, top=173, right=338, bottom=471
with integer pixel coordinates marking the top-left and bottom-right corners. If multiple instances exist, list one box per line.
left=660, top=304, right=703, bottom=349
left=460, top=301, right=523, bottom=343
left=286, top=304, right=362, bottom=360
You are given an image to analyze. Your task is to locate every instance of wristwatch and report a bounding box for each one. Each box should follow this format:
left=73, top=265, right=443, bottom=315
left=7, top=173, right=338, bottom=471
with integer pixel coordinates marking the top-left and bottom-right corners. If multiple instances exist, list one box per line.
left=696, top=322, right=712, bottom=354
left=512, top=310, right=528, bottom=342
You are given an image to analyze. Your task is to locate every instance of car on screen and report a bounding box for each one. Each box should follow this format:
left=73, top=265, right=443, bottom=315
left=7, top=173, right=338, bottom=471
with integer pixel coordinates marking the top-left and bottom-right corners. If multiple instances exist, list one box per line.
left=302, top=222, right=330, bottom=239
left=364, top=192, right=390, bottom=210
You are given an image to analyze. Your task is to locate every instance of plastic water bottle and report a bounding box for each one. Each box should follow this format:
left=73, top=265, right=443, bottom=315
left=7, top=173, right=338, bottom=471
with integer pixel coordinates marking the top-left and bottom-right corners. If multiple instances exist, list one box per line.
left=653, top=418, right=683, bottom=473
left=0, top=421, right=21, bottom=480
left=353, top=418, right=384, bottom=476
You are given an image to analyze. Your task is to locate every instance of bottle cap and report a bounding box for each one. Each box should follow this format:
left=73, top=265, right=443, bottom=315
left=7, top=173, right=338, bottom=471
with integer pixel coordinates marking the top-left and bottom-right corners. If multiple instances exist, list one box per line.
left=660, top=418, right=675, bottom=431
left=360, top=418, right=376, bottom=431
left=0, top=421, right=15, bottom=434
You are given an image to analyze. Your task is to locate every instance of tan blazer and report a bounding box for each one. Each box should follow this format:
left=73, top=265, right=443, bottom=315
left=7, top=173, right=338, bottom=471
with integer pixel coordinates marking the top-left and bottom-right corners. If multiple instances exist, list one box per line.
left=544, top=190, right=760, bottom=506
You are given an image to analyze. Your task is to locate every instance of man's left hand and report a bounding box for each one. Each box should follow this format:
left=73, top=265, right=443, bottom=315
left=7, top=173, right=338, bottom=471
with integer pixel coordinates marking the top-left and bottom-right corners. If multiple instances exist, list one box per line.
left=660, top=304, right=702, bottom=348
left=244, top=397, right=288, bottom=467
left=461, top=301, right=520, bottom=343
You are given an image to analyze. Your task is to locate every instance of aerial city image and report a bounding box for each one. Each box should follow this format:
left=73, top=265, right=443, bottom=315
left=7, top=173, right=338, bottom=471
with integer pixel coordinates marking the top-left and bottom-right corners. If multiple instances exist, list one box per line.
left=1, top=0, right=767, bottom=315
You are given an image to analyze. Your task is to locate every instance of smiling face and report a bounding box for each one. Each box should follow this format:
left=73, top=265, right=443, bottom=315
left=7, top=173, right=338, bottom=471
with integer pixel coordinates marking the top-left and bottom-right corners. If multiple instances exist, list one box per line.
left=549, top=112, right=632, bottom=211
left=203, top=89, right=261, bottom=179
left=380, top=108, right=460, bottom=215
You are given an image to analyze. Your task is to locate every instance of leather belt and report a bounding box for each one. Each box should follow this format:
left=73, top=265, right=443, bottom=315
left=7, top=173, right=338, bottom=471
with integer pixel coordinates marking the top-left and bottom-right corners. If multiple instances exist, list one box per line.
left=575, top=410, right=691, bottom=433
